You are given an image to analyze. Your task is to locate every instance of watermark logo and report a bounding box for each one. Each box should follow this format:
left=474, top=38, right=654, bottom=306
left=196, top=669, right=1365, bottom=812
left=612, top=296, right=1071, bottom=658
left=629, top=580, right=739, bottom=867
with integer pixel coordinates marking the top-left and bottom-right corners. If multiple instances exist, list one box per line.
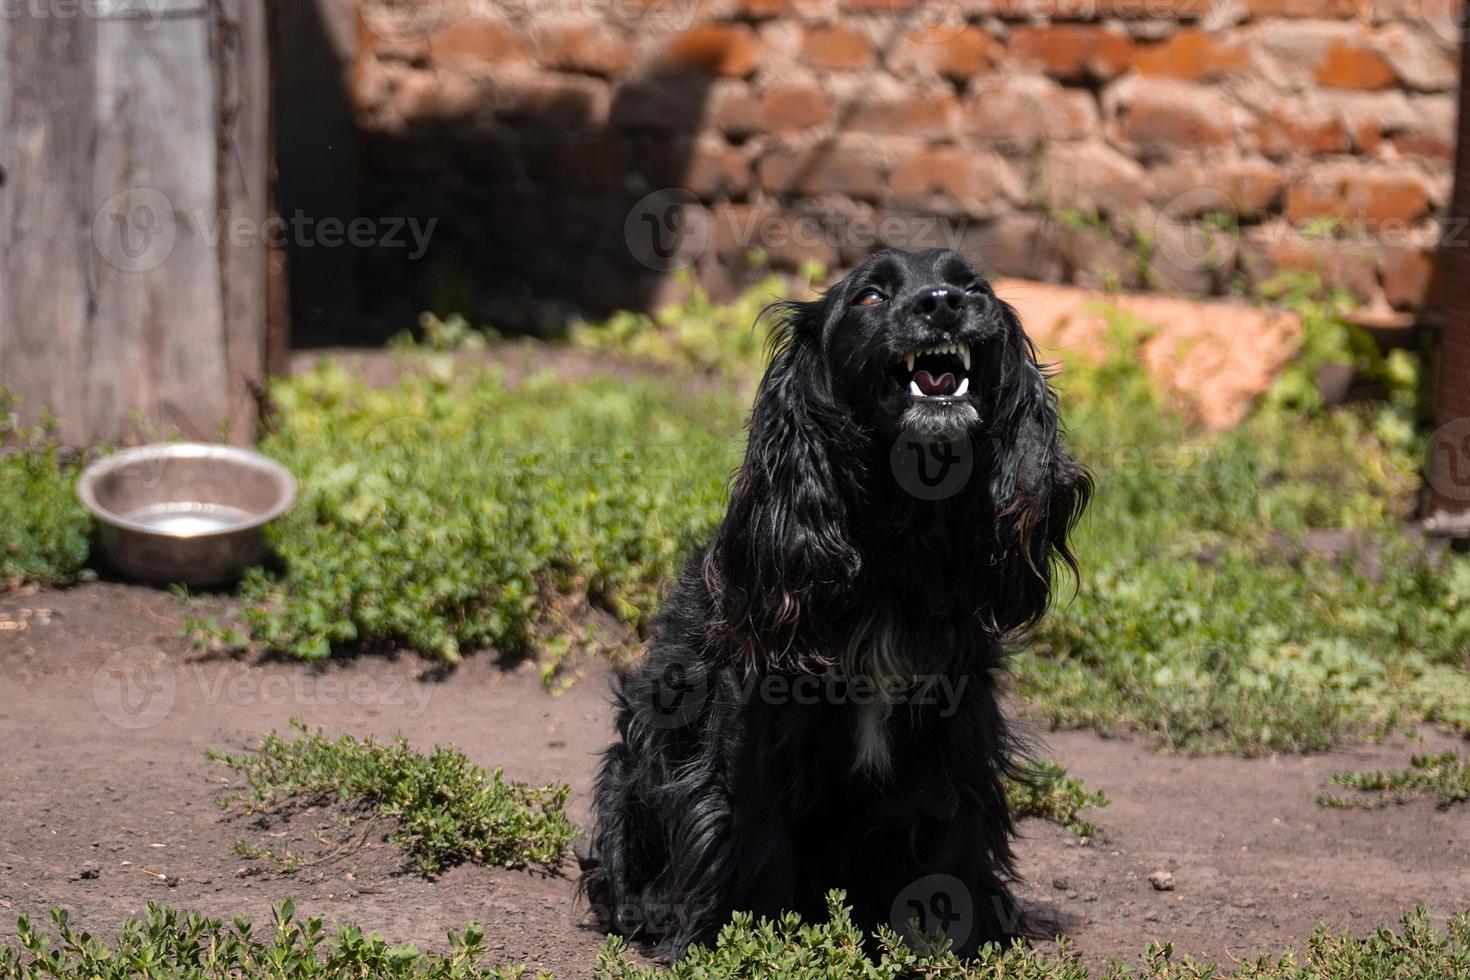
left=4, top=0, right=169, bottom=29
left=625, top=188, right=709, bottom=273
left=93, top=645, right=177, bottom=730
left=361, top=0, right=443, bottom=44
left=92, top=648, right=435, bottom=730
left=642, top=659, right=714, bottom=730
left=895, top=0, right=968, bottom=42
left=890, top=431, right=975, bottom=500
left=93, top=188, right=177, bottom=273
left=1153, top=187, right=1241, bottom=275
left=1426, top=417, right=1470, bottom=503
left=891, top=874, right=974, bottom=951
left=92, top=189, right=438, bottom=271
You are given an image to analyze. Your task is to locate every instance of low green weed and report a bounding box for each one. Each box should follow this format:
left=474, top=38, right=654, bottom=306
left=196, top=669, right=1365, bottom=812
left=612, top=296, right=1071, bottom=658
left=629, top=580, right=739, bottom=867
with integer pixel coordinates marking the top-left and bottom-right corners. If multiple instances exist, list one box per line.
left=206, top=720, right=577, bottom=875
left=0, top=901, right=538, bottom=980
left=6, top=894, right=1468, bottom=979
left=569, top=259, right=821, bottom=376
left=1008, top=760, right=1110, bottom=837
left=598, top=893, right=1470, bottom=978
left=0, top=395, right=90, bottom=587
left=208, top=357, right=742, bottom=662
left=1318, top=751, right=1470, bottom=810
left=1015, top=311, right=1470, bottom=754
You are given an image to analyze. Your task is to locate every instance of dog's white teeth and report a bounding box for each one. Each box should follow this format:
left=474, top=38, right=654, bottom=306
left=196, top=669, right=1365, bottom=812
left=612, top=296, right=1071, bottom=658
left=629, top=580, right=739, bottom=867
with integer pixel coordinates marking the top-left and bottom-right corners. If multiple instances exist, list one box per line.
left=909, top=379, right=924, bottom=397
left=954, top=377, right=970, bottom=397
left=960, top=345, right=971, bottom=371
left=904, top=352, right=915, bottom=373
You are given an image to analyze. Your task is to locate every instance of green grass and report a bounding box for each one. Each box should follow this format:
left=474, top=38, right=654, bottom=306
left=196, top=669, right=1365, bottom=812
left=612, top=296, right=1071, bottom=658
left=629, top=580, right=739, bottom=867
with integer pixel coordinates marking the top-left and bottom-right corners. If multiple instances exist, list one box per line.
left=1015, top=317, right=1470, bottom=754
left=4, top=276, right=1470, bottom=754
left=600, top=893, right=1470, bottom=979
left=0, top=902, right=539, bottom=980
left=207, top=357, right=743, bottom=663
left=5, top=894, right=1469, bottom=979
left=0, top=397, right=90, bottom=588
left=1318, top=751, right=1470, bottom=810
left=206, top=720, right=577, bottom=875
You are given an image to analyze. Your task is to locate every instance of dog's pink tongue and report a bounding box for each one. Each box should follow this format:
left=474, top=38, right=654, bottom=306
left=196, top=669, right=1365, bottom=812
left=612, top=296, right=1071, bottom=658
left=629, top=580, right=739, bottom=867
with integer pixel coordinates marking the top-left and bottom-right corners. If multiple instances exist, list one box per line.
left=914, top=369, right=958, bottom=396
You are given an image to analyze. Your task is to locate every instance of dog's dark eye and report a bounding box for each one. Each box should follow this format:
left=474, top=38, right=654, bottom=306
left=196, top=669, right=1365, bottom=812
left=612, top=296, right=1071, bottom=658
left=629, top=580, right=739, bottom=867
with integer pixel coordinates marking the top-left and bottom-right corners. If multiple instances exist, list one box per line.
left=964, top=281, right=985, bottom=295
left=854, top=287, right=887, bottom=307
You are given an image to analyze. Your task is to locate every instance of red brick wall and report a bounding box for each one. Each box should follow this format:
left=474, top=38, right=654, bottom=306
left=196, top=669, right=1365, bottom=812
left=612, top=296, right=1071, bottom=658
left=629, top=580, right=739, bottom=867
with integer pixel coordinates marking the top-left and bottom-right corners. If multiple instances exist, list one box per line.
left=351, top=0, right=1461, bottom=324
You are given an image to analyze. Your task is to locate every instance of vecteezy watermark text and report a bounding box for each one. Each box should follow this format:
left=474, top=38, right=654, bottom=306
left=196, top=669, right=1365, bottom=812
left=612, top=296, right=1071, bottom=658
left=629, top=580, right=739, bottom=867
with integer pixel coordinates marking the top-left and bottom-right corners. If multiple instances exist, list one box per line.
left=93, top=188, right=437, bottom=273
left=3, top=0, right=169, bottom=29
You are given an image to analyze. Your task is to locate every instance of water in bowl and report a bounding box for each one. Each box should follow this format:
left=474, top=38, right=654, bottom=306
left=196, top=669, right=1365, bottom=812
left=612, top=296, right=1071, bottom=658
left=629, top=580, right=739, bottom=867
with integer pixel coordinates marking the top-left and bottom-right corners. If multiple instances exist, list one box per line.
left=125, top=502, right=257, bottom=535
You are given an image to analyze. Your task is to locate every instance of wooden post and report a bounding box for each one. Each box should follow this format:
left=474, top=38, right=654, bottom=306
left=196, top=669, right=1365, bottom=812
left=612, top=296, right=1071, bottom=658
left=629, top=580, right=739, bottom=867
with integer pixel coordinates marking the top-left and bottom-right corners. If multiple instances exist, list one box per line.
left=1426, top=22, right=1470, bottom=530
left=0, top=0, right=277, bottom=448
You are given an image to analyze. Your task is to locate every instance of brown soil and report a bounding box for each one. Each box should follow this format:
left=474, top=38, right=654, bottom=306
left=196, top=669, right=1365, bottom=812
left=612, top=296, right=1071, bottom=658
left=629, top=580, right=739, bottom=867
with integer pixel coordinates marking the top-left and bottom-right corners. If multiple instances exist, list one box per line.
left=2, top=582, right=1466, bottom=976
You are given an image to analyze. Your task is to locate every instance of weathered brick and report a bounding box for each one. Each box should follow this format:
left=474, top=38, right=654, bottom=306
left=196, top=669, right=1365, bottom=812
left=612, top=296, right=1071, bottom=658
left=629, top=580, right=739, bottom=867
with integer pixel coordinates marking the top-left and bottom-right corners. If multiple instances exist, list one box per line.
left=735, top=0, right=793, bottom=18
left=959, top=214, right=1068, bottom=282
left=1054, top=224, right=1144, bottom=291
left=1147, top=218, right=1224, bottom=294
left=1393, top=129, right=1455, bottom=163
left=1244, top=0, right=1357, bottom=15
left=1112, top=79, right=1237, bottom=151
left=865, top=209, right=969, bottom=257
left=710, top=202, right=843, bottom=270
left=1092, top=0, right=1212, bottom=17
left=708, top=81, right=762, bottom=138
left=389, top=68, right=487, bottom=124
left=1220, top=161, right=1286, bottom=215
left=1242, top=224, right=1379, bottom=300
left=1015, top=0, right=1209, bottom=16
left=1038, top=142, right=1148, bottom=216
left=1135, top=28, right=1249, bottom=80
left=429, top=17, right=528, bottom=66
left=666, top=24, right=760, bottom=77
left=536, top=21, right=634, bottom=77
left=1250, top=96, right=1351, bottom=158
left=844, top=80, right=956, bottom=139
left=1314, top=36, right=1397, bottom=89
left=759, top=79, right=833, bottom=133
left=889, top=146, right=1024, bottom=217
left=1375, top=24, right=1458, bottom=93
left=1378, top=245, right=1436, bottom=309
left=1340, top=92, right=1423, bottom=155
left=686, top=137, right=751, bottom=196
left=1285, top=169, right=1432, bottom=226
left=840, top=0, right=919, bottom=9
left=961, top=74, right=1098, bottom=151
left=800, top=24, right=875, bottom=70
left=1009, top=24, right=1134, bottom=82
left=758, top=137, right=888, bottom=198
left=1149, top=159, right=1284, bottom=217
left=891, top=25, right=1003, bottom=80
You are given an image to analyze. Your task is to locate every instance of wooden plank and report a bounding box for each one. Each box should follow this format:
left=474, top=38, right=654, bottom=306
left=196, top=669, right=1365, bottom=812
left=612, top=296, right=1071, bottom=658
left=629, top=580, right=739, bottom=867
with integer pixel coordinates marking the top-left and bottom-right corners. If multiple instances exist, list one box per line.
left=0, top=11, right=8, bottom=415
left=0, top=11, right=98, bottom=446
left=91, top=11, right=231, bottom=443
left=211, top=0, right=272, bottom=443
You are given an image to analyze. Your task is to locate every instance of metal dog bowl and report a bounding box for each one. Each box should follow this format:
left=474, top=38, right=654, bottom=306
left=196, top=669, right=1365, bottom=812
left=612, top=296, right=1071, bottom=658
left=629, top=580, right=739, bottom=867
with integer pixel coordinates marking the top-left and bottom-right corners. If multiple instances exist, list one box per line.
left=77, top=443, right=296, bottom=587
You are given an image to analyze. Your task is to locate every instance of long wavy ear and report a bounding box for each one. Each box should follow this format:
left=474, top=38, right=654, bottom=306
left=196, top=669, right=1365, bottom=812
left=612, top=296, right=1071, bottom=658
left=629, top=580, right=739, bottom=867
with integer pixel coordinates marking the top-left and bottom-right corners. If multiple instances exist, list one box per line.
left=983, top=303, right=1092, bottom=634
left=702, top=299, right=863, bottom=674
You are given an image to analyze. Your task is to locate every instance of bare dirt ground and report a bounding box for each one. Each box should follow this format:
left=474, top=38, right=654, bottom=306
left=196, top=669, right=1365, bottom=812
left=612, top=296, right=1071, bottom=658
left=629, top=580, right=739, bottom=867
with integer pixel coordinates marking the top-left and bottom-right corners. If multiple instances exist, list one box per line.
left=2, top=582, right=1467, bottom=975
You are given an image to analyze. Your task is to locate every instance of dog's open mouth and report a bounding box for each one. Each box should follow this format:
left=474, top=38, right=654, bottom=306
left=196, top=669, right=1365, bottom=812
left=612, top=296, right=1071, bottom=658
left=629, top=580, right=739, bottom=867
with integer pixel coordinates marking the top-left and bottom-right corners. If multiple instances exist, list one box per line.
left=891, top=343, right=971, bottom=399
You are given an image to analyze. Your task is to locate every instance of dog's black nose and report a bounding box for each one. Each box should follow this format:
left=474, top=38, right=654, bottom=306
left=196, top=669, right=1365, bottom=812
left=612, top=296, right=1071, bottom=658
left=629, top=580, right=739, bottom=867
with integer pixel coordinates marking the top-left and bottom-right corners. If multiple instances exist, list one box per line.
left=913, top=286, right=964, bottom=327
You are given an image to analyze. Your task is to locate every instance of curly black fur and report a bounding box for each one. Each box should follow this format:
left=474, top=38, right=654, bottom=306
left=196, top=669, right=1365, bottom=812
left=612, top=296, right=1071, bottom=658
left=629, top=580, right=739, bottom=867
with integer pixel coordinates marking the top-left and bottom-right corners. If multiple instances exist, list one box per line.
left=579, top=248, right=1091, bottom=959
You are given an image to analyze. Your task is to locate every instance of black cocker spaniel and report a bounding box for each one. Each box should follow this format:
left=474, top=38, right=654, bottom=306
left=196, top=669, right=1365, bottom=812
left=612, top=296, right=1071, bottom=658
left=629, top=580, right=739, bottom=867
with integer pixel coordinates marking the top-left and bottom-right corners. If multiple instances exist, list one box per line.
left=580, top=247, right=1091, bottom=959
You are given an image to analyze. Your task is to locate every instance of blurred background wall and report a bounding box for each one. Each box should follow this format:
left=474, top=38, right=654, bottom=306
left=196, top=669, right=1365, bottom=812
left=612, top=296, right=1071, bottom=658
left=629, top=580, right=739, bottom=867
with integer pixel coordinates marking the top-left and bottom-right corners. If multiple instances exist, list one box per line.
left=290, top=0, right=1460, bottom=338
